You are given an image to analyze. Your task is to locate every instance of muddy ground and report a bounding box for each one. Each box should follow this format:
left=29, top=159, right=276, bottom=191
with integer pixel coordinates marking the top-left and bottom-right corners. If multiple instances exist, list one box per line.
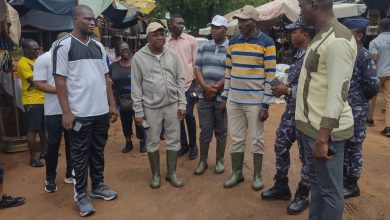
left=0, top=97, right=389, bottom=220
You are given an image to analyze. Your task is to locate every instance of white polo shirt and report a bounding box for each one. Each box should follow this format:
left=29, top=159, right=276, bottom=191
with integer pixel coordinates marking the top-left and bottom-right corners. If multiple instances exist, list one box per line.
left=52, top=33, right=109, bottom=117
left=33, top=51, right=62, bottom=115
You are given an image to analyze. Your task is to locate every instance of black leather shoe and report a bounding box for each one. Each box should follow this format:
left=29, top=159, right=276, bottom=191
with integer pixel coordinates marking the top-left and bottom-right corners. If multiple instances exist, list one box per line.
left=122, top=141, right=133, bottom=153
left=261, top=175, right=291, bottom=200
left=188, top=146, right=198, bottom=160
left=177, top=145, right=189, bottom=157
left=287, top=181, right=310, bottom=215
left=0, top=195, right=25, bottom=209
left=344, top=176, right=360, bottom=199
left=30, top=158, right=44, bottom=168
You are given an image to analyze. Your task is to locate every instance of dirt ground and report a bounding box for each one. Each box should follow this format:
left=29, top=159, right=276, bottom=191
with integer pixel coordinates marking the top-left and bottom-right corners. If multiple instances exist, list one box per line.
left=0, top=98, right=389, bottom=220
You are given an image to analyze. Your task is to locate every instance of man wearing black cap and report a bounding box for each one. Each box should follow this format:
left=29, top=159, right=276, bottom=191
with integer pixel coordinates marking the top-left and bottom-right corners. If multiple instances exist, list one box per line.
left=342, top=16, right=380, bottom=199
left=261, top=18, right=315, bottom=215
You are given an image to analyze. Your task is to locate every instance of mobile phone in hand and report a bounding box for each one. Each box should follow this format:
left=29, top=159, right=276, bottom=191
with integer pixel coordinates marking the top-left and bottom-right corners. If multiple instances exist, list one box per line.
left=327, top=148, right=336, bottom=157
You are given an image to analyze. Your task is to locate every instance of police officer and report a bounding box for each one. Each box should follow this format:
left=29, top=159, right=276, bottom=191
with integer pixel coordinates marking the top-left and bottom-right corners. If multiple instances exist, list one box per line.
left=342, top=16, right=380, bottom=198
left=261, top=18, right=315, bottom=215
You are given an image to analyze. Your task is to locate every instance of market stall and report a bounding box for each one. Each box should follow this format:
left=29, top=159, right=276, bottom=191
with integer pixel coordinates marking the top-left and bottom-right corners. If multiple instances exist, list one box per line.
left=199, top=0, right=367, bottom=36
left=1, top=0, right=28, bottom=152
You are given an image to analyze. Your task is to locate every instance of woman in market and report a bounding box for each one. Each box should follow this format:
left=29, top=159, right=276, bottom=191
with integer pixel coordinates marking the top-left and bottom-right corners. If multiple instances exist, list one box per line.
left=109, top=41, right=146, bottom=153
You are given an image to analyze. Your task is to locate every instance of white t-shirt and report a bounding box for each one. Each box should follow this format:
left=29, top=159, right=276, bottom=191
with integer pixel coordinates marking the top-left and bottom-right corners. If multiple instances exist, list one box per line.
left=33, top=51, right=62, bottom=115
left=52, top=34, right=109, bottom=117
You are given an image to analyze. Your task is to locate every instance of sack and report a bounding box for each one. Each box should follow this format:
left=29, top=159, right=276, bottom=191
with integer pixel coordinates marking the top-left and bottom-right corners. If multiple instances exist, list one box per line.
left=118, top=94, right=133, bottom=111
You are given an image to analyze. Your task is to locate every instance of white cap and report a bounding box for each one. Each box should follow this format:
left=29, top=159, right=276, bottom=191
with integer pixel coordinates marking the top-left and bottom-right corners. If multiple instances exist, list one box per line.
left=208, top=15, right=228, bottom=28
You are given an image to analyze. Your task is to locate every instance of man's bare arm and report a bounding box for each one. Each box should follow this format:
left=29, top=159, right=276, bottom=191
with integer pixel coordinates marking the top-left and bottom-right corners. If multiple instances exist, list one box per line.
left=34, top=81, right=56, bottom=94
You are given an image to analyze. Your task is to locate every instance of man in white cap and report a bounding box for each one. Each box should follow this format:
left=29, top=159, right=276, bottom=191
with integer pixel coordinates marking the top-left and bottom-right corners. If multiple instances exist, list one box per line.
left=132, top=22, right=187, bottom=189
left=222, top=5, right=276, bottom=191
left=193, top=15, right=229, bottom=175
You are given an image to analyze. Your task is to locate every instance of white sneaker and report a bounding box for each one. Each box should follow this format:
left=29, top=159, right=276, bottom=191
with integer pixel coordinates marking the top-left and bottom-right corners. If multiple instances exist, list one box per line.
left=64, top=177, right=75, bottom=184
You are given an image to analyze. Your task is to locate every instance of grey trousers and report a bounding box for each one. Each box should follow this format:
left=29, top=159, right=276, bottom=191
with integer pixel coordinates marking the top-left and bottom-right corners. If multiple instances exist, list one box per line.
left=197, top=98, right=227, bottom=144
left=300, top=133, right=345, bottom=220
left=144, top=103, right=181, bottom=152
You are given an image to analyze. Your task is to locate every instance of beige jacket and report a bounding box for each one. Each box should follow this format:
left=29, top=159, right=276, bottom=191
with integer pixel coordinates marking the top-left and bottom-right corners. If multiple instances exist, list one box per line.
left=131, top=44, right=186, bottom=118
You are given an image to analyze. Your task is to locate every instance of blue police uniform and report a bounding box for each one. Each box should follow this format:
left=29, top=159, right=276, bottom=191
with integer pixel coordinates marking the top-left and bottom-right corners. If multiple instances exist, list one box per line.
left=274, top=48, right=311, bottom=183
left=342, top=16, right=380, bottom=198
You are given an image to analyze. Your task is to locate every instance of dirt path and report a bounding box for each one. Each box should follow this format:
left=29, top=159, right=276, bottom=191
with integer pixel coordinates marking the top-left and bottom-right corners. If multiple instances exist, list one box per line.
left=0, top=101, right=389, bottom=220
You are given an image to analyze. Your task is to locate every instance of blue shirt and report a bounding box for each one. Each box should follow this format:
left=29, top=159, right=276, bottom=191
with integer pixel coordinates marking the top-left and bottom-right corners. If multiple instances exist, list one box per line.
left=195, top=39, right=229, bottom=100
left=369, top=32, right=390, bottom=77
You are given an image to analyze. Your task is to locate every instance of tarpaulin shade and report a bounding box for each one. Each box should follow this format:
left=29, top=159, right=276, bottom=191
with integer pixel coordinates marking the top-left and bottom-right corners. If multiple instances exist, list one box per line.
left=20, top=9, right=73, bottom=31
left=119, top=0, right=156, bottom=14
left=8, top=0, right=76, bottom=15
left=78, top=0, right=113, bottom=17
left=364, top=0, right=390, bottom=9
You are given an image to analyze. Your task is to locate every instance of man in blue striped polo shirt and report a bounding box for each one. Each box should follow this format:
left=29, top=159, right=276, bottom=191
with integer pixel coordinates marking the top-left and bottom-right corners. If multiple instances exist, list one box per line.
left=194, top=15, right=229, bottom=176
left=222, top=5, right=276, bottom=190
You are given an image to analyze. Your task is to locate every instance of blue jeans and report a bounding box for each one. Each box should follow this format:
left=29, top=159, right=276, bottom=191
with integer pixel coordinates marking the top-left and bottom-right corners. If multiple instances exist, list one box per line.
left=300, top=133, right=345, bottom=220
left=180, top=80, right=197, bottom=148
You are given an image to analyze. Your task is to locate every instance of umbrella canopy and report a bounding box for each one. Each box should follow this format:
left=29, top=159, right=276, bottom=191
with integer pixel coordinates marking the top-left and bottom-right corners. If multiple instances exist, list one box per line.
left=119, top=0, right=156, bottom=14
left=201, top=1, right=367, bottom=36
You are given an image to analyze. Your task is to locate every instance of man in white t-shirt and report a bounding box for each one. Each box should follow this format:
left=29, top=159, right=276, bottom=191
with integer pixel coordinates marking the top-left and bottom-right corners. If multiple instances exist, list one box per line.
left=52, top=5, right=118, bottom=217
left=34, top=32, right=74, bottom=194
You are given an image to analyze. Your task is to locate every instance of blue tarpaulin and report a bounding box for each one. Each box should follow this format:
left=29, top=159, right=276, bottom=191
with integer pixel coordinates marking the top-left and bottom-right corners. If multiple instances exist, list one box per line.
left=8, top=0, right=76, bottom=15
left=20, top=9, right=73, bottom=31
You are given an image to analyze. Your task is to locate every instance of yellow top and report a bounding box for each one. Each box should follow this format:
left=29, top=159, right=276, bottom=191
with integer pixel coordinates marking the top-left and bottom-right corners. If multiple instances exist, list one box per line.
left=17, top=56, right=44, bottom=105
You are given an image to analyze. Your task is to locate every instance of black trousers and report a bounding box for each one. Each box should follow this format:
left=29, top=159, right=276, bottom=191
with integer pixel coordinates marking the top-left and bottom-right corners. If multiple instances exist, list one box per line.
left=69, top=114, right=109, bottom=196
left=119, top=109, right=145, bottom=139
left=45, top=114, right=72, bottom=181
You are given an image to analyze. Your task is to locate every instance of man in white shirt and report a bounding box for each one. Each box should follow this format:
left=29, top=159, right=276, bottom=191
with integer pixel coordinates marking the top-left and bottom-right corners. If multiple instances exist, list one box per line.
left=34, top=32, right=74, bottom=194
left=52, top=5, right=118, bottom=217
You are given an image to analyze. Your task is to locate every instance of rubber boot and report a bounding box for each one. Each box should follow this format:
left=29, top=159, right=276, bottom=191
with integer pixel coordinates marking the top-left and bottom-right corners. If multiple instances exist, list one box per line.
left=215, top=138, right=226, bottom=174
left=165, top=150, right=183, bottom=188
left=194, top=143, right=209, bottom=175
left=147, top=150, right=161, bottom=189
left=287, top=181, right=310, bottom=215
left=224, top=152, right=244, bottom=188
left=252, top=153, right=264, bottom=191
left=261, top=175, right=291, bottom=200
left=344, top=176, right=360, bottom=199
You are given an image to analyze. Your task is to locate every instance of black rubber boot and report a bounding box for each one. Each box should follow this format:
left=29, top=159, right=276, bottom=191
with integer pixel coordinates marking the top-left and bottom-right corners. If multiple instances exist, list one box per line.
left=194, top=143, right=209, bottom=175
left=215, top=139, right=226, bottom=174
left=147, top=150, right=161, bottom=189
left=165, top=150, right=183, bottom=188
left=261, top=175, right=291, bottom=200
left=223, top=152, right=244, bottom=188
left=344, top=176, right=360, bottom=199
left=287, top=181, right=310, bottom=215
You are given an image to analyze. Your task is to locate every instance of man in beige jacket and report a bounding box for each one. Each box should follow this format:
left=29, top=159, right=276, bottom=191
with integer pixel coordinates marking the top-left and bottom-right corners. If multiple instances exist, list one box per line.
left=131, top=22, right=187, bottom=189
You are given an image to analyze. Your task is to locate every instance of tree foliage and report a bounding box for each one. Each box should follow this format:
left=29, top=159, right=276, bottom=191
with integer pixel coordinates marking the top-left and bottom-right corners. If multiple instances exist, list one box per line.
left=151, top=0, right=269, bottom=31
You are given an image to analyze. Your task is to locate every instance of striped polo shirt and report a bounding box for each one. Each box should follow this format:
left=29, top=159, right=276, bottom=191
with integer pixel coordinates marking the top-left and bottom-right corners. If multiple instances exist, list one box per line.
left=195, top=39, right=228, bottom=100
left=221, top=31, right=276, bottom=108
